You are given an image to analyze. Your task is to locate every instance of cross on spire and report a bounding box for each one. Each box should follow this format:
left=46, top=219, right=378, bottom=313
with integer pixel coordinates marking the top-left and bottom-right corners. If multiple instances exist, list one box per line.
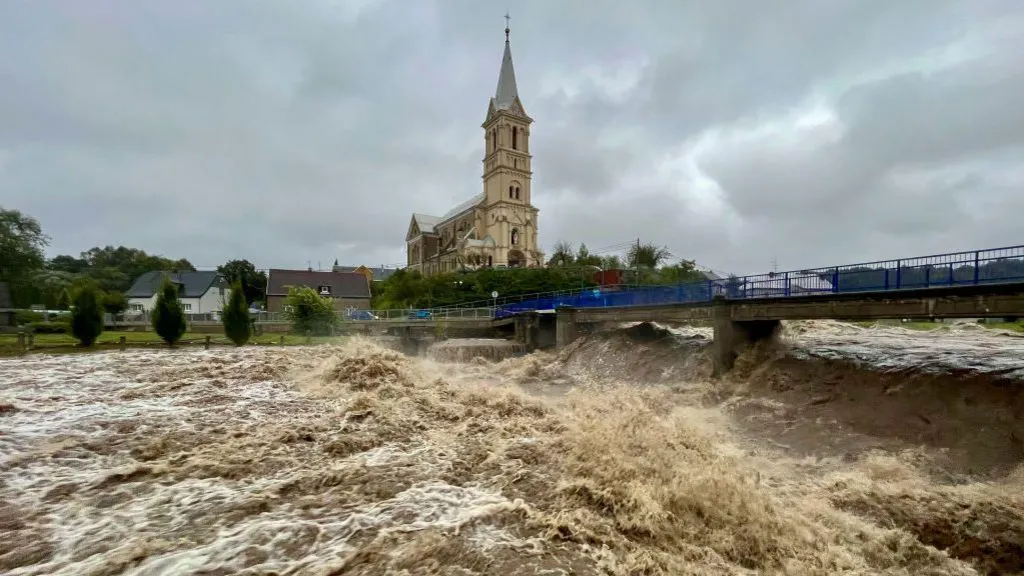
left=504, top=12, right=510, bottom=41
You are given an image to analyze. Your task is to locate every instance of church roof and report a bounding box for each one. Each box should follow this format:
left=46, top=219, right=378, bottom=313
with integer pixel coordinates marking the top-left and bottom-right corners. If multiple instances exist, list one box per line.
left=440, top=193, right=485, bottom=222
left=412, top=213, right=440, bottom=233
left=493, top=36, right=519, bottom=111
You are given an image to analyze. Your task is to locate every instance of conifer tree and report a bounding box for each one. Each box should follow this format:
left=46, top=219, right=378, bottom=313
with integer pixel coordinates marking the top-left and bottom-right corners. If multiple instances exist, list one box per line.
left=222, top=281, right=251, bottom=346
left=151, top=277, right=186, bottom=345
left=70, top=284, right=104, bottom=346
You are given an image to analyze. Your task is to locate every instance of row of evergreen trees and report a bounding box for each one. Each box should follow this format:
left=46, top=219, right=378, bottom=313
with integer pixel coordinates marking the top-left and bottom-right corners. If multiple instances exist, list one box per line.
left=68, top=278, right=252, bottom=347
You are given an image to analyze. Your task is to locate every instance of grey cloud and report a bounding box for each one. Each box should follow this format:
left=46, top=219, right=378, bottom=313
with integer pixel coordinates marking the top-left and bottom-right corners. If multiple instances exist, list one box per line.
left=0, top=0, right=1021, bottom=275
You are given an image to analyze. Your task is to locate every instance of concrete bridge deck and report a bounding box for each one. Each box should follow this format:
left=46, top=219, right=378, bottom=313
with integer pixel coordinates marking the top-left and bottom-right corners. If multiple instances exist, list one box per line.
left=510, top=282, right=1024, bottom=375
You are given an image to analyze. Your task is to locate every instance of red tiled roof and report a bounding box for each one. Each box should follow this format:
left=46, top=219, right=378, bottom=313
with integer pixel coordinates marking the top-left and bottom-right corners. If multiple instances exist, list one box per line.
left=266, top=269, right=370, bottom=298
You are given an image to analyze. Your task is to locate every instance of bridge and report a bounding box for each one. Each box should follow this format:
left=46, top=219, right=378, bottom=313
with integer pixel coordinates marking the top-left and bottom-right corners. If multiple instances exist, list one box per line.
left=381, top=244, right=1024, bottom=374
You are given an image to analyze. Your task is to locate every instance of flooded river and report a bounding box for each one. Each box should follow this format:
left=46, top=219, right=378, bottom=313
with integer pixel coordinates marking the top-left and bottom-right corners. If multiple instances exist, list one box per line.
left=1, top=321, right=1022, bottom=574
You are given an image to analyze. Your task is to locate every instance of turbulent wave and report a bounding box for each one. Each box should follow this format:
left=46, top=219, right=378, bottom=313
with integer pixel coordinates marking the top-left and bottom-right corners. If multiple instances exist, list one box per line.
left=0, top=321, right=1022, bottom=575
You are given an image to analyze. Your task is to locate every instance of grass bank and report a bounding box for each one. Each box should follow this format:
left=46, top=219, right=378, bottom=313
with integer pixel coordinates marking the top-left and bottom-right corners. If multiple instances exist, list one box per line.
left=0, top=330, right=347, bottom=356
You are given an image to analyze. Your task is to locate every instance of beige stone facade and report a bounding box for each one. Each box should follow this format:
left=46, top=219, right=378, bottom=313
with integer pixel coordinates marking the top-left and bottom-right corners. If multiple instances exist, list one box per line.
left=405, top=27, right=541, bottom=276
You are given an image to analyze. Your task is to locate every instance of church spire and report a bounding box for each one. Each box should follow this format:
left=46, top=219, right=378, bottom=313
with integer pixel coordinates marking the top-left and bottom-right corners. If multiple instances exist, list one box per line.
left=493, top=14, right=519, bottom=110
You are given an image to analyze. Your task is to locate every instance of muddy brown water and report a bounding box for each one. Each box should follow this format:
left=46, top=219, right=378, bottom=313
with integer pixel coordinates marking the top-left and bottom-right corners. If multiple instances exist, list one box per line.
left=1, top=321, right=1022, bottom=575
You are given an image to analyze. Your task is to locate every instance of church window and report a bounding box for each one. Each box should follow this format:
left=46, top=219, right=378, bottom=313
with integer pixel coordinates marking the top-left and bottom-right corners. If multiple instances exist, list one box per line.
left=515, top=186, right=521, bottom=199
left=512, top=127, right=518, bottom=150
left=511, top=228, right=519, bottom=246
left=509, top=185, right=514, bottom=199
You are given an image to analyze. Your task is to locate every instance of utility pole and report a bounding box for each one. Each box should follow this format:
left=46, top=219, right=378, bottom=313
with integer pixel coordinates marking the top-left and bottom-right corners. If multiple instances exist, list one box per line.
left=771, top=257, right=778, bottom=274
left=635, top=238, right=641, bottom=287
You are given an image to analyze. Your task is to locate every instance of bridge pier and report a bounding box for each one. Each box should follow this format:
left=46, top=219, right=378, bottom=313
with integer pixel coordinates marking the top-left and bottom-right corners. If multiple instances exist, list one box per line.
left=514, top=312, right=539, bottom=350
left=555, top=307, right=578, bottom=348
left=712, top=297, right=780, bottom=376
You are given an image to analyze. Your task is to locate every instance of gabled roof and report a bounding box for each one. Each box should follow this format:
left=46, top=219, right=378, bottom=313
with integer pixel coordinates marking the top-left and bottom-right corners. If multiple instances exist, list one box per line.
left=440, top=193, right=485, bottom=223
left=332, top=265, right=397, bottom=282
left=127, top=271, right=225, bottom=299
left=266, top=269, right=371, bottom=299
left=413, top=213, right=440, bottom=234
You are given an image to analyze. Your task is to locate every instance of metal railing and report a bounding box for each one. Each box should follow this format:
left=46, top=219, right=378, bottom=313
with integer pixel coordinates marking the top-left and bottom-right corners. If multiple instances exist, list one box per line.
left=491, top=245, right=1024, bottom=316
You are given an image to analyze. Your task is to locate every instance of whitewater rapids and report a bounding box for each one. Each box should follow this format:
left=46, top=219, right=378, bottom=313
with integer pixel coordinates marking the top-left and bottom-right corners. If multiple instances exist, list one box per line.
left=1, top=320, right=1022, bottom=575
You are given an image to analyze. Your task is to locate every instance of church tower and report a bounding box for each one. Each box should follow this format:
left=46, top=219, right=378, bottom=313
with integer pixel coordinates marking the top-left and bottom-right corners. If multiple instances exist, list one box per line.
left=480, top=19, right=540, bottom=268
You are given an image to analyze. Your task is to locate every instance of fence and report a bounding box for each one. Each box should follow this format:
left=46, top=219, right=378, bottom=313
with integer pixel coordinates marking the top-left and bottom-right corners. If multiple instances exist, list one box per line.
left=0, top=307, right=497, bottom=332
left=492, top=245, right=1024, bottom=316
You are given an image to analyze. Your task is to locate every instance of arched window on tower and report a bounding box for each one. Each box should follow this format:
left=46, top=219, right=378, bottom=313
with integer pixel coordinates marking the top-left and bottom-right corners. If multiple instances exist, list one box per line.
left=512, top=127, right=518, bottom=150
left=491, top=129, right=497, bottom=152
left=509, top=185, right=514, bottom=199
left=511, top=228, right=519, bottom=246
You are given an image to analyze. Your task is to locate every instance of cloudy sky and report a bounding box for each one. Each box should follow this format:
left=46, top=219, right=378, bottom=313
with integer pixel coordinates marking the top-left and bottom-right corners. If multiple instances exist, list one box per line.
left=1, top=1, right=1022, bottom=275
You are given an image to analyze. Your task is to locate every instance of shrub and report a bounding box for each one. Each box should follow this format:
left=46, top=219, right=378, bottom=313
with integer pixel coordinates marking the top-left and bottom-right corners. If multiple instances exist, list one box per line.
left=151, top=277, right=187, bottom=345
left=70, top=284, right=104, bottom=346
left=103, top=292, right=129, bottom=316
left=285, top=286, right=337, bottom=336
left=27, top=321, right=68, bottom=334
left=222, top=281, right=251, bottom=346
left=54, top=289, right=71, bottom=311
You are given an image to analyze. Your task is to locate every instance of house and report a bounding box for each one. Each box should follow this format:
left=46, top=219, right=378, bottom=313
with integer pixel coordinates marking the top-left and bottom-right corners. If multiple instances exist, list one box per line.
left=126, top=271, right=230, bottom=314
left=265, top=269, right=372, bottom=313
left=405, top=24, right=542, bottom=275
left=331, top=264, right=397, bottom=283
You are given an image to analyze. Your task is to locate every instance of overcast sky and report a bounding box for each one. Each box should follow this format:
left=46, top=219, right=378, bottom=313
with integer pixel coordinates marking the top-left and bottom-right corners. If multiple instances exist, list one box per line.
left=1, top=1, right=1021, bottom=275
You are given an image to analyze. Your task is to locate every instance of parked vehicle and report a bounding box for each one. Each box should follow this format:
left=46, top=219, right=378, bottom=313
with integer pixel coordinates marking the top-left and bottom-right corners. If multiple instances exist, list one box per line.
left=407, top=310, right=432, bottom=320
left=347, top=309, right=379, bottom=321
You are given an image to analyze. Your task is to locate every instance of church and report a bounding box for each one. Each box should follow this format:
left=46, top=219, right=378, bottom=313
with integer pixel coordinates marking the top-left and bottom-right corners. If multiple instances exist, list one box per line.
left=405, top=23, right=541, bottom=275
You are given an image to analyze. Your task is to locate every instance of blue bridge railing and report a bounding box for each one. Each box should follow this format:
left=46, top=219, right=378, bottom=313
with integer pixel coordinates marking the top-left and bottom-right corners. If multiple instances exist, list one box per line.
left=491, top=244, right=1024, bottom=318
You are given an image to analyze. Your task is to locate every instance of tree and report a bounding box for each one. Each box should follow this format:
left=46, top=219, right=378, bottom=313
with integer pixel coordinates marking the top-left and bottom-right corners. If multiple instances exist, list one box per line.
left=151, top=278, right=187, bottom=345
left=103, top=292, right=129, bottom=316
left=77, top=246, right=195, bottom=293
left=658, top=259, right=705, bottom=284
left=70, top=284, right=104, bottom=347
left=600, top=254, right=624, bottom=270
left=222, top=281, right=251, bottom=346
left=216, top=259, right=267, bottom=305
left=546, top=241, right=575, bottom=267
left=0, top=208, right=49, bottom=305
left=285, top=286, right=337, bottom=336
left=575, top=243, right=603, bottom=268
left=628, top=241, right=671, bottom=269
left=55, top=288, right=71, bottom=310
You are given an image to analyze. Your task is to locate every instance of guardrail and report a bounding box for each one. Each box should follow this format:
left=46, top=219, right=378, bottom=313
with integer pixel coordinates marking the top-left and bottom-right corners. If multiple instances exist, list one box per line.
left=494, top=244, right=1024, bottom=316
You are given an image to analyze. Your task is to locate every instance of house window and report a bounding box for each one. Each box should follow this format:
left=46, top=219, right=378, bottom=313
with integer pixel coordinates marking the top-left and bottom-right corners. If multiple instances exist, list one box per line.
left=488, top=256, right=493, bottom=267
left=318, top=285, right=332, bottom=296
left=183, top=303, right=192, bottom=311
left=511, top=228, right=519, bottom=246
left=130, top=304, right=143, bottom=312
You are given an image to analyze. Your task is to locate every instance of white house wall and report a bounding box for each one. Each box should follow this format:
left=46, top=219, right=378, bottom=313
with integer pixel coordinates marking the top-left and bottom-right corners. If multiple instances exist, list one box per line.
left=193, top=286, right=229, bottom=313
left=127, top=287, right=230, bottom=313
